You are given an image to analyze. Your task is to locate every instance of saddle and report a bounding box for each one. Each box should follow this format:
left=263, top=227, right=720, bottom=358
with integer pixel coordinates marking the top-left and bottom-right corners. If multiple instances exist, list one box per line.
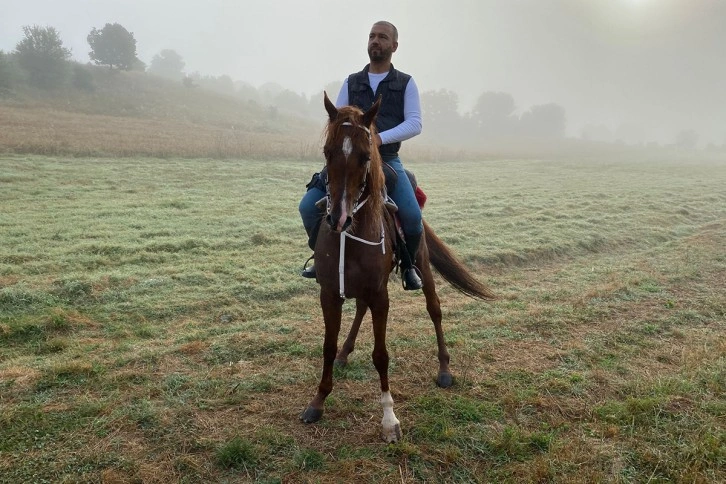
left=306, top=163, right=426, bottom=209
left=305, top=164, right=426, bottom=279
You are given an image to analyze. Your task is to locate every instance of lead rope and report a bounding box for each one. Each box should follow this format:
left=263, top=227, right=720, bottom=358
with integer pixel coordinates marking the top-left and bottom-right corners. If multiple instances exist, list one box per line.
left=338, top=197, right=386, bottom=299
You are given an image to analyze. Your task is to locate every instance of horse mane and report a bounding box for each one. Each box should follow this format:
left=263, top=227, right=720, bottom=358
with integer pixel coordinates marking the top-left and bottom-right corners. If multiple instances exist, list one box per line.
left=324, top=106, right=386, bottom=230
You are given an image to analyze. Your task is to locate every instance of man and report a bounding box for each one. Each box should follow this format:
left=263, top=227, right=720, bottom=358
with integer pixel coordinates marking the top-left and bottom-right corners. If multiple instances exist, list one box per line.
left=299, top=20, right=424, bottom=290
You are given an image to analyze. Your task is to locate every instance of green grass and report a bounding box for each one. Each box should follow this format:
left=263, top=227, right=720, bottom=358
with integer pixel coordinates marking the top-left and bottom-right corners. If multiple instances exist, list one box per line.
left=0, top=154, right=724, bottom=482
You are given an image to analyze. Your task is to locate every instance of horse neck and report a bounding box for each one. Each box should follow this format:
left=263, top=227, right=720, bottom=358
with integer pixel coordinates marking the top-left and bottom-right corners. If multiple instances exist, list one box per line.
left=354, top=171, right=385, bottom=236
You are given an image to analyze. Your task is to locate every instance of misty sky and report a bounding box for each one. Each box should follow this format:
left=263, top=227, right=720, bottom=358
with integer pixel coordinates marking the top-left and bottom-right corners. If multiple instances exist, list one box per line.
left=2, top=0, right=725, bottom=145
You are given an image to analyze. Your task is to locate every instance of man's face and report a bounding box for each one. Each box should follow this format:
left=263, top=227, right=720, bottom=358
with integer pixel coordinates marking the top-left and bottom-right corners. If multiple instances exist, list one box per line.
left=367, top=24, right=398, bottom=62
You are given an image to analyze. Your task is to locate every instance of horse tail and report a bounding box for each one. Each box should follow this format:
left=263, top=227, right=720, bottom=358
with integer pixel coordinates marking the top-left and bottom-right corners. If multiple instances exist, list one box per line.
left=424, top=220, right=497, bottom=301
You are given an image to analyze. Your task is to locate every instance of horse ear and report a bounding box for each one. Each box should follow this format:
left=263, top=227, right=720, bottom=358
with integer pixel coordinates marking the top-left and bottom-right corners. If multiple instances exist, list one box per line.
left=323, top=91, right=338, bottom=121
left=362, top=96, right=381, bottom=128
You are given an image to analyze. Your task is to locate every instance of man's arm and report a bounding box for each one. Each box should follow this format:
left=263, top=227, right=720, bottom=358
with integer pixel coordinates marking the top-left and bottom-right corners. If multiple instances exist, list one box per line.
left=378, top=77, right=422, bottom=145
left=335, top=79, right=349, bottom=108
left=334, top=76, right=422, bottom=147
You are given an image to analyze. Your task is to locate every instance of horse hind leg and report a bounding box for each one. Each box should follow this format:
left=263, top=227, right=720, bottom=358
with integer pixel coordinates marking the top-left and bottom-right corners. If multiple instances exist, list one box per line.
left=334, top=299, right=367, bottom=367
left=419, top=247, right=453, bottom=388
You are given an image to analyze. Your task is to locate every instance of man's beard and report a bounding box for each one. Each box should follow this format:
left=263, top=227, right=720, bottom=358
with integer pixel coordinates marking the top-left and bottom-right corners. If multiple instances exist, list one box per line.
left=368, top=46, right=391, bottom=62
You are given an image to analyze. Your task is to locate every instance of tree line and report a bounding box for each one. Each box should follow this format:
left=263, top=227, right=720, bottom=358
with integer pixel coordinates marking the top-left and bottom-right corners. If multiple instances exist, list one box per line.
left=0, top=23, right=567, bottom=139
left=2, top=23, right=715, bottom=149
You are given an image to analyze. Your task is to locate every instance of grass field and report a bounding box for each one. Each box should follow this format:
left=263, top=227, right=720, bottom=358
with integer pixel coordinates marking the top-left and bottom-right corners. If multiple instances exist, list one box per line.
left=1, top=154, right=724, bottom=483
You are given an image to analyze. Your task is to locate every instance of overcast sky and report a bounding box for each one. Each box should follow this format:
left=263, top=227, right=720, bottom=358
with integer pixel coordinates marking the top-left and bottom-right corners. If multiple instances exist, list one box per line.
left=2, top=0, right=725, bottom=144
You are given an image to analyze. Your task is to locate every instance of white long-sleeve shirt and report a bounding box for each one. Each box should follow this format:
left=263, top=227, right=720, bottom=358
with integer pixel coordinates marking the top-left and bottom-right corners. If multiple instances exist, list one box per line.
left=335, top=74, right=422, bottom=146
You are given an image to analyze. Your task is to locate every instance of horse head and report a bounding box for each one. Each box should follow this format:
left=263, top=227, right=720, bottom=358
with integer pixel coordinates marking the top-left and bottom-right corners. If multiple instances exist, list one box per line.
left=322, top=91, right=383, bottom=233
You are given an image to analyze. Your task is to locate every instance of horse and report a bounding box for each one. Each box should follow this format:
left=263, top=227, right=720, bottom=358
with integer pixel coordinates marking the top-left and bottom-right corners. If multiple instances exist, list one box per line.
left=299, top=92, right=496, bottom=443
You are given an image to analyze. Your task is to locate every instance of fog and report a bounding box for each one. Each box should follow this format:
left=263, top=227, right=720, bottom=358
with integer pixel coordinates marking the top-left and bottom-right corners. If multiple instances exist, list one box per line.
left=2, top=0, right=725, bottom=147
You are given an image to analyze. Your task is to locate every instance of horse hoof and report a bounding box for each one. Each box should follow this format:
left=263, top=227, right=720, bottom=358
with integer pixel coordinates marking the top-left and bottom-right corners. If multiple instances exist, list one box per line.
left=381, top=423, right=402, bottom=443
left=334, top=358, right=347, bottom=368
left=299, top=407, right=323, bottom=423
left=437, top=372, right=454, bottom=388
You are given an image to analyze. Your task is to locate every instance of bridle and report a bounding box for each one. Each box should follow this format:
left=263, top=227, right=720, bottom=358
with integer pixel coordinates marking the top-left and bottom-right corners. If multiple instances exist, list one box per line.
left=324, top=120, right=386, bottom=298
left=324, top=121, right=373, bottom=220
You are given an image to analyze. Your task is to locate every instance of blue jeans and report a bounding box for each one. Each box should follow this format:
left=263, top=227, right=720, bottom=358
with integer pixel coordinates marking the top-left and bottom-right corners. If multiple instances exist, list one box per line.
left=298, top=156, right=423, bottom=239
left=299, top=185, right=326, bottom=237
left=384, top=158, right=423, bottom=236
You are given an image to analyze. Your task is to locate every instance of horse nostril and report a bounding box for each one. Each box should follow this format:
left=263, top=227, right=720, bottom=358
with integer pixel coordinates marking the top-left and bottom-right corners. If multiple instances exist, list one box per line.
left=326, top=214, right=335, bottom=228
left=342, top=217, right=353, bottom=231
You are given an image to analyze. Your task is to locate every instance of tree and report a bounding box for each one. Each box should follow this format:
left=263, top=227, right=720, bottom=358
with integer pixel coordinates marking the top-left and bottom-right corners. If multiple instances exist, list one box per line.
left=0, top=51, right=19, bottom=90
left=192, top=74, right=235, bottom=95
left=72, top=64, right=95, bottom=91
left=273, top=89, right=309, bottom=116
left=258, top=81, right=284, bottom=104
left=308, top=81, right=342, bottom=116
left=421, top=89, right=462, bottom=139
left=235, top=81, right=260, bottom=103
left=87, top=23, right=138, bottom=70
left=519, top=103, right=566, bottom=138
left=149, top=49, right=185, bottom=80
left=472, top=91, right=518, bottom=137
left=421, top=89, right=459, bottom=120
left=14, top=25, right=71, bottom=88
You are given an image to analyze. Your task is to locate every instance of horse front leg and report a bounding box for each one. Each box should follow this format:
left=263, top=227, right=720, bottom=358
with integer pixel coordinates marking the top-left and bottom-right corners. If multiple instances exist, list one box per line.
left=420, top=254, right=453, bottom=388
left=335, top=298, right=367, bottom=367
left=369, top=293, right=401, bottom=442
left=300, top=290, right=343, bottom=423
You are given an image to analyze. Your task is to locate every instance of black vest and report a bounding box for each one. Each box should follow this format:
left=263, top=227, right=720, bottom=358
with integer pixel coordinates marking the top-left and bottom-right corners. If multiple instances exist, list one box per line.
left=347, top=64, right=411, bottom=161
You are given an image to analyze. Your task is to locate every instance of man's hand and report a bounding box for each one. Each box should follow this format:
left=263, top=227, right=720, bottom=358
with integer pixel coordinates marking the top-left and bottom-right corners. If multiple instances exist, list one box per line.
left=374, top=134, right=383, bottom=147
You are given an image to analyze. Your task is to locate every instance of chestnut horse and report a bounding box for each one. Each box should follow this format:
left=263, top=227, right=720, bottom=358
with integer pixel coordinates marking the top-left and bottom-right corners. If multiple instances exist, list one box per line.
left=300, top=92, right=495, bottom=442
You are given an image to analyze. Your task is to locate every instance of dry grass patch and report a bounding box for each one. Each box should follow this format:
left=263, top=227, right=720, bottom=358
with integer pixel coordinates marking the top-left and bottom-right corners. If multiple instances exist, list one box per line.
left=0, top=366, right=42, bottom=388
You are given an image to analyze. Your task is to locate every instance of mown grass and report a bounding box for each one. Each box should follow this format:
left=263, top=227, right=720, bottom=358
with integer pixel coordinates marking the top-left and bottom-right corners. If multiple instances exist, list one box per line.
left=1, top=154, right=724, bottom=483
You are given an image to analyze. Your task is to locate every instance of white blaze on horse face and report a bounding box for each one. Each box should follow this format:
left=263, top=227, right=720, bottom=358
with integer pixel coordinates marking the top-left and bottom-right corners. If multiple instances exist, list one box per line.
left=342, top=136, right=353, bottom=159
left=380, top=391, right=401, bottom=443
left=337, top=186, right=348, bottom=231
left=335, top=136, right=353, bottom=231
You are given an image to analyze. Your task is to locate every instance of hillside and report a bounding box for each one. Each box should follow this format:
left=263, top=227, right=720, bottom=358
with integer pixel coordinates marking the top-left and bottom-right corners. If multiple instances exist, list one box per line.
left=0, top=66, right=324, bottom=160
left=2, top=65, right=722, bottom=163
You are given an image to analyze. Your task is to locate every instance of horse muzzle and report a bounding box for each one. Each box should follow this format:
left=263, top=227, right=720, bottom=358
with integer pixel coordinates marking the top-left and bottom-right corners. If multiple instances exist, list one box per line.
left=326, top=213, right=352, bottom=233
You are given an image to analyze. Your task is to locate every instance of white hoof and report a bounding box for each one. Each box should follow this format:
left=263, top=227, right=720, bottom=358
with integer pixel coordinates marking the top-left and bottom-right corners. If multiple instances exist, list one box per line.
left=380, top=391, right=401, bottom=443
left=381, top=422, right=402, bottom=443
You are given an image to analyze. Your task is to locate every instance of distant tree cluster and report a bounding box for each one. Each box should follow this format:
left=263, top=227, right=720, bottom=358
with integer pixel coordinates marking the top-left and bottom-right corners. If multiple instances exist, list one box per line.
left=13, top=25, right=71, bottom=89
left=0, top=22, right=141, bottom=92
left=420, top=89, right=567, bottom=144
left=1, top=22, right=718, bottom=151
left=149, top=49, right=185, bottom=80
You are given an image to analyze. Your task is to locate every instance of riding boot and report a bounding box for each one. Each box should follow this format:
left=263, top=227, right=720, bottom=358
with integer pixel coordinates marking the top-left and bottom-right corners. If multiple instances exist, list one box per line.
left=301, top=216, right=323, bottom=278
left=401, top=231, right=423, bottom=290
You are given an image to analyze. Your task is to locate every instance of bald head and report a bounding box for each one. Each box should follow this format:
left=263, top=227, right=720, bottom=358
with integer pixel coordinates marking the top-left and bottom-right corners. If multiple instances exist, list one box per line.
left=373, top=21, right=398, bottom=42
